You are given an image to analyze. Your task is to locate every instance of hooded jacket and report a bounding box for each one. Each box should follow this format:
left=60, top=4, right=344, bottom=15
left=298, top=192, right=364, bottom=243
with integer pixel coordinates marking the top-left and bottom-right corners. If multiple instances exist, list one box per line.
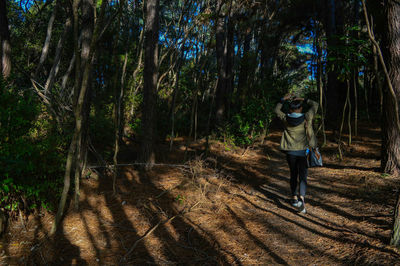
left=274, top=99, right=319, bottom=151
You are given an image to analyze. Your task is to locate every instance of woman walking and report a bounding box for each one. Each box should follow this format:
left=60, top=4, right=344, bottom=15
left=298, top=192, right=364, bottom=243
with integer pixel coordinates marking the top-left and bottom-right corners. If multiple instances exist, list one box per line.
left=274, top=94, right=318, bottom=213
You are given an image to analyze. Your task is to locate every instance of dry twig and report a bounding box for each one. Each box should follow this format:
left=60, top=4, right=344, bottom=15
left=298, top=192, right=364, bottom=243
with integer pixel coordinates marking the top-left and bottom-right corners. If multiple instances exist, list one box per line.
left=121, top=201, right=200, bottom=262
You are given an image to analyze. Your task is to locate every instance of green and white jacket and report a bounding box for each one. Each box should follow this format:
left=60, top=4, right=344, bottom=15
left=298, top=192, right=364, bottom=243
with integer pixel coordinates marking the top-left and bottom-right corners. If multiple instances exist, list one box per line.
left=274, top=99, right=319, bottom=152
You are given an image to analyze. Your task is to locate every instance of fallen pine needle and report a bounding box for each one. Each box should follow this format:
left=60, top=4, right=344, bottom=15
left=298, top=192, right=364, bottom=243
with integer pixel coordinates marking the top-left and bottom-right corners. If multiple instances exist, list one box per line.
left=121, top=201, right=201, bottom=261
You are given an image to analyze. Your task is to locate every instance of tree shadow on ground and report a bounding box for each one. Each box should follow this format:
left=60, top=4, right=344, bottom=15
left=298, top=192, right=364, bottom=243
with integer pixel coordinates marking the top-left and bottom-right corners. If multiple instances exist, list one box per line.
left=0, top=199, right=88, bottom=265
left=5, top=161, right=234, bottom=264
left=323, top=163, right=380, bottom=172
left=196, top=142, right=399, bottom=263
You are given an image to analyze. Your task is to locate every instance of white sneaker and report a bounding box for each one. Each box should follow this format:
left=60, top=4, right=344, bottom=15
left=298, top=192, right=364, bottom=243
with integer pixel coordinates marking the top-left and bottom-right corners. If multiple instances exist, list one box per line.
left=290, top=199, right=302, bottom=208
left=298, top=199, right=306, bottom=214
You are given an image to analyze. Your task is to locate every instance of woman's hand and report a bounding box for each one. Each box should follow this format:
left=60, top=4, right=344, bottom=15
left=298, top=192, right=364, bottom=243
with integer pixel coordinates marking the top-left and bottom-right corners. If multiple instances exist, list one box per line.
left=283, top=93, right=294, bottom=101
left=294, top=97, right=304, bottom=101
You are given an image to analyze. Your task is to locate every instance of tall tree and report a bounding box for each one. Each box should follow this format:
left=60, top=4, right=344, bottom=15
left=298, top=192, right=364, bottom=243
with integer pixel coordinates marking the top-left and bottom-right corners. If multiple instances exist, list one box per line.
left=381, top=0, right=400, bottom=246
left=323, top=0, right=346, bottom=129
left=0, top=0, right=11, bottom=78
left=141, top=0, right=160, bottom=166
left=381, top=1, right=400, bottom=176
left=51, top=0, right=107, bottom=234
left=214, top=0, right=227, bottom=126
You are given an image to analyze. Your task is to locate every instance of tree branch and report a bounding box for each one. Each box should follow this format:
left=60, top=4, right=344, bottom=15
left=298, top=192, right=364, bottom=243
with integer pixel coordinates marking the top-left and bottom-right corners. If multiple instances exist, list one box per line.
left=361, top=0, right=400, bottom=133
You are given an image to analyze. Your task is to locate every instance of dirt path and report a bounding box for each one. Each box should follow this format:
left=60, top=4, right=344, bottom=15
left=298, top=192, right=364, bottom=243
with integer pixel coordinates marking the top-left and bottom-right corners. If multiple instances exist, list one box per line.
left=1, top=126, right=400, bottom=265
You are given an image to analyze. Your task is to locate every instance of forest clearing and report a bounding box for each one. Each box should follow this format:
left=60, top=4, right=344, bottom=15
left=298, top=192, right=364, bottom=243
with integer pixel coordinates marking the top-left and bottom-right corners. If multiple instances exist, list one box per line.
left=2, top=0, right=400, bottom=265
left=1, top=125, right=400, bottom=265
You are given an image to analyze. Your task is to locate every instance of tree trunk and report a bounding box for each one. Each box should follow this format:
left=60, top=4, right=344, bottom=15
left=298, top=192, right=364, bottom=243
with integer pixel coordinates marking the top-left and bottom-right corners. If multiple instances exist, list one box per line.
left=141, top=0, right=159, bottom=167
left=215, top=0, right=227, bottom=126
left=391, top=194, right=400, bottom=246
left=34, top=0, right=59, bottom=78
left=74, top=0, right=94, bottom=210
left=315, top=22, right=326, bottom=146
left=324, top=0, right=346, bottom=129
left=373, top=44, right=383, bottom=114
left=112, top=0, right=126, bottom=193
left=381, top=0, right=400, bottom=176
left=0, top=0, right=11, bottom=78
left=50, top=131, right=77, bottom=235
left=225, top=14, right=234, bottom=120
left=237, top=29, right=251, bottom=106
left=52, top=0, right=107, bottom=234
left=45, top=17, right=72, bottom=93
left=129, top=27, right=144, bottom=118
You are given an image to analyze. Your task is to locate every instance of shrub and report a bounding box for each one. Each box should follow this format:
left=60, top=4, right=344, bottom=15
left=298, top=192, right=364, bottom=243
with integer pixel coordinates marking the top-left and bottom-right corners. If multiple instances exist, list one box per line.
left=0, top=84, right=65, bottom=214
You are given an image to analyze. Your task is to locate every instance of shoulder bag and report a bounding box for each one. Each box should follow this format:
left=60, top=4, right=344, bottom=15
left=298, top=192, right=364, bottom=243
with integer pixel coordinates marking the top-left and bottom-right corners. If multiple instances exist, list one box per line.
left=305, top=120, right=323, bottom=167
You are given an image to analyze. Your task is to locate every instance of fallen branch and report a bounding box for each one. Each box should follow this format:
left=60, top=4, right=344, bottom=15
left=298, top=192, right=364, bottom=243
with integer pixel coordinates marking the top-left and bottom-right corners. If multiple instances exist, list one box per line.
left=121, top=201, right=200, bottom=261
left=87, top=162, right=190, bottom=169
left=156, top=182, right=185, bottom=199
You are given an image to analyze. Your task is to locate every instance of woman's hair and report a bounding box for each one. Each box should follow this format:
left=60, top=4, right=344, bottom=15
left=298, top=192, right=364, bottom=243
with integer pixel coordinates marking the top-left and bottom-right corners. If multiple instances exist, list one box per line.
left=289, top=100, right=302, bottom=110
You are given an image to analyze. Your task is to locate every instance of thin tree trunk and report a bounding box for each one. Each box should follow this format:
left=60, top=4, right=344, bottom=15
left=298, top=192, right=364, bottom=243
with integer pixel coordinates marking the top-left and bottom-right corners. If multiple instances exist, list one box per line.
left=214, top=0, right=227, bottom=126
left=194, top=96, right=198, bottom=141
left=74, top=0, right=94, bottom=211
left=51, top=0, right=81, bottom=235
left=205, top=80, right=218, bottom=154
left=169, top=57, right=183, bottom=150
left=364, top=65, right=370, bottom=121
left=62, top=54, right=76, bottom=91
left=52, top=0, right=107, bottom=234
left=353, top=72, right=358, bottom=137
left=0, top=0, right=11, bottom=78
left=113, top=51, right=128, bottom=194
left=112, top=0, right=126, bottom=194
left=315, top=21, right=326, bottom=146
left=35, top=0, right=59, bottom=77
left=50, top=132, right=77, bottom=235
left=372, top=44, right=383, bottom=114
left=45, top=17, right=72, bottom=93
left=237, top=29, right=251, bottom=106
left=347, top=79, right=352, bottom=146
left=338, top=82, right=349, bottom=160
left=129, top=27, right=144, bottom=118
left=224, top=12, right=234, bottom=120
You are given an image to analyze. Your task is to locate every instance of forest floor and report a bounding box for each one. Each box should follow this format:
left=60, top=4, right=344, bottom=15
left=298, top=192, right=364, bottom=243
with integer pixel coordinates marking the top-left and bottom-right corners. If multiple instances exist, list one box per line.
left=1, top=124, right=400, bottom=265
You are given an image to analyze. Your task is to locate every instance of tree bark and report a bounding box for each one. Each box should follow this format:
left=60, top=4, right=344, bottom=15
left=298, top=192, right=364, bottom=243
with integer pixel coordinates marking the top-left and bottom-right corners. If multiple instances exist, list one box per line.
left=225, top=14, right=234, bottom=120
left=35, top=0, right=59, bottom=78
left=237, top=29, right=251, bottom=105
left=73, top=0, right=94, bottom=211
left=392, top=194, right=400, bottom=246
left=141, top=0, right=160, bottom=167
left=324, top=0, right=346, bottom=130
left=381, top=0, right=400, bottom=176
left=112, top=0, right=126, bottom=193
left=0, top=0, right=11, bottom=78
left=51, top=0, right=107, bottom=234
left=215, top=0, right=227, bottom=126
left=45, top=16, right=72, bottom=93
left=315, top=21, right=326, bottom=146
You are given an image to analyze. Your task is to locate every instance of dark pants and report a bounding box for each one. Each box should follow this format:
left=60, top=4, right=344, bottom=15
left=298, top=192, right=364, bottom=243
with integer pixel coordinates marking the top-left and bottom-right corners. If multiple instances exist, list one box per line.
left=286, top=154, right=308, bottom=197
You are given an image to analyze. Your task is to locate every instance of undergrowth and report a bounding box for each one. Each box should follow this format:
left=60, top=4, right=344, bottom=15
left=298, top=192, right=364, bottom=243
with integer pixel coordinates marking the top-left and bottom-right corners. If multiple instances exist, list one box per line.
left=0, top=83, right=66, bottom=216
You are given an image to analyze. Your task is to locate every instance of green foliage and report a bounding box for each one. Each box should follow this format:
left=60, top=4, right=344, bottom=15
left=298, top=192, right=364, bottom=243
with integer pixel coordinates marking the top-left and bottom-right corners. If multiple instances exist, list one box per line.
left=0, top=84, right=65, bottom=213
left=90, top=106, right=115, bottom=143
left=222, top=96, right=275, bottom=146
left=326, top=26, right=371, bottom=80
left=174, top=194, right=185, bottom=205
left=128, top=117, right=142, bottom=136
